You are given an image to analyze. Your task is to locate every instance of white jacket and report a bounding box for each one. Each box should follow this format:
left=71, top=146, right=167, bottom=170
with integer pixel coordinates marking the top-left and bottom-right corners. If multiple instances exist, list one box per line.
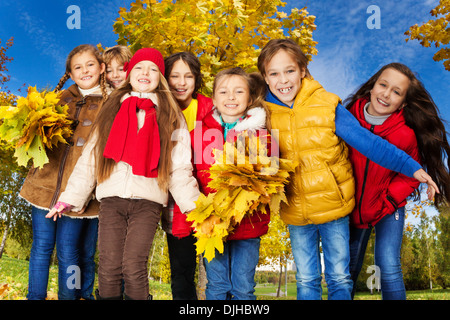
left=58, top=93, right=200, bottom=214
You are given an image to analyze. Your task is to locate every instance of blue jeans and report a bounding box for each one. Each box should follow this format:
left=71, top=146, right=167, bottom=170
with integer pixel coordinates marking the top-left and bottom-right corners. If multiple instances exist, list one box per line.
left=27, top=206, right=98, bottom=300
left=204, top=238, right=260, bottom=300
left=288, top=216, right=353, bottom=300
left=349, top=207, right=406, bottom=300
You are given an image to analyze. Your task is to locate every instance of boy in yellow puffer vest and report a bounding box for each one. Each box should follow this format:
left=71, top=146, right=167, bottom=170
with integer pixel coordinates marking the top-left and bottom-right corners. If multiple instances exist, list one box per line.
left=257, top=39, right=438, bottom=300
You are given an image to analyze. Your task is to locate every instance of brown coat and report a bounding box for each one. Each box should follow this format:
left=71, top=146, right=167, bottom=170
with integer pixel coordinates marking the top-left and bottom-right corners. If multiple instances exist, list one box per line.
left=19, top=84, right=104, bottom=218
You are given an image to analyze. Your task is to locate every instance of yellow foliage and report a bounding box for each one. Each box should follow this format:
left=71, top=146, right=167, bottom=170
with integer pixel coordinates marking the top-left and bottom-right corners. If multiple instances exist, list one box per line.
left=0, top=86, right=73, bottom=168
left=187, top=132, right=297, bottom=262
left=405, top=0, right=450, bottom=71
left=111, top=0, right=318, bottom=94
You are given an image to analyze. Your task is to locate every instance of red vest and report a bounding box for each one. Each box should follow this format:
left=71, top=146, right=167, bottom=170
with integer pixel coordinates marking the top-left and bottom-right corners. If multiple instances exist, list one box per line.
left=171, top=94, right=213, bottom=237
left=189, top=109, right=271, bottom=240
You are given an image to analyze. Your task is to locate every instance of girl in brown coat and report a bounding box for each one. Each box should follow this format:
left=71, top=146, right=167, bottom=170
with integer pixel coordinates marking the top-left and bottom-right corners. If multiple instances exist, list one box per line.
left=20, top=44, right=107, bottom=300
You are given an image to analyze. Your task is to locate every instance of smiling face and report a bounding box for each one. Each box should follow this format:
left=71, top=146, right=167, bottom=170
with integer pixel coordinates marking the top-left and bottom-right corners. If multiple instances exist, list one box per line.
left=69, top=51, right=105, bottom=90
left=213, top=74, right=250, bottom=123
left=106, top=57, right=127, bottom=89
left=168, top=59, right=196, bottom=108
left=368, top=68, right=410, bottom=117
left=129, top=60, right=160, bottom=93
left=263, top=49, right=306, bottom=106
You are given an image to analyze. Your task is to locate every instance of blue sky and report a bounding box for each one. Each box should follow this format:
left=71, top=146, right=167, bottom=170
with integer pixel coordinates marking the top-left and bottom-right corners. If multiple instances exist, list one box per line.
left=0, top=0, right=448, bottom=116
left=0, top=0, right=447, bottom=220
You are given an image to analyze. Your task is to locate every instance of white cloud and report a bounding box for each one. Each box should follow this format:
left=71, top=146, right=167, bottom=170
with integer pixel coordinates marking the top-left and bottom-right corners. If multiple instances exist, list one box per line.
left=293, top=0, right=446, bottom=103
left=80, top=0, right=131, bottom=45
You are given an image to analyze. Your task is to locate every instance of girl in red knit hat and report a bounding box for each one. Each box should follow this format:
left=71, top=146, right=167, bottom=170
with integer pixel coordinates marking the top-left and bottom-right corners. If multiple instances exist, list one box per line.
left=46, top=47, right=200, bottom=300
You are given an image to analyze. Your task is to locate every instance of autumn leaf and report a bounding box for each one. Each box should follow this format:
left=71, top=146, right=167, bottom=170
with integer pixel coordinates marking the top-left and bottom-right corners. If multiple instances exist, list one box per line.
left=0, top=283, right=9, bottom=298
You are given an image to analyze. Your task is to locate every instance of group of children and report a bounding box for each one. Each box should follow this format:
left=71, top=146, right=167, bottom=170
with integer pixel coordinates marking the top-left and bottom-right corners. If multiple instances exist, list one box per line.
left=20, top=38, right=450, bottom=300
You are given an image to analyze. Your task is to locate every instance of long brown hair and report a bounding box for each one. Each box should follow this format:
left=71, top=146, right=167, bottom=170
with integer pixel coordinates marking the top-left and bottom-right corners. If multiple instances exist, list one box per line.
left=164, top=52, right=203, bottom=98
left=55, top=44, right=108, bottom=101
left=91, top=72, right=183, bottom=191
left=344, top=62, right=450, bottom=207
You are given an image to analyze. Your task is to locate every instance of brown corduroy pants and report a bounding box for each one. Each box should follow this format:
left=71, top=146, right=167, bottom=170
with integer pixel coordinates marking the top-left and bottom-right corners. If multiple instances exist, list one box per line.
left=97, top=197, right=162, bottom=300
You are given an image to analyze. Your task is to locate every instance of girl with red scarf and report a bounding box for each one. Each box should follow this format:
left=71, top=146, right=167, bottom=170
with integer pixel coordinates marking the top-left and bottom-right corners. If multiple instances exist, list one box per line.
left=47, top=48, right=200, bottom=300
left=345, top=63, right=450, bottom=300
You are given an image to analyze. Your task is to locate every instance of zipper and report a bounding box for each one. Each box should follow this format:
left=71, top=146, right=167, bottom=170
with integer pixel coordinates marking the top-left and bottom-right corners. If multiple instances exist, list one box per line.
left=386, top=195, right=398, bottom=211
left=386, top=195, right=399, bottom=220
left=49, top=96, right=86, bottom=208
left=357, top=125, right=375, bottom=225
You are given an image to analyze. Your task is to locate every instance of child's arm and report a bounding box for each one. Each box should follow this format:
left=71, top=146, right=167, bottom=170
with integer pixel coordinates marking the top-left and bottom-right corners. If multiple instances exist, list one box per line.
left=336, top=103, right=420, bottom=176
left=46, top=134, right=98, bottom=219
left=335, top=104, right=438, bottom=199
left=168, top=121, right=201, bottom=213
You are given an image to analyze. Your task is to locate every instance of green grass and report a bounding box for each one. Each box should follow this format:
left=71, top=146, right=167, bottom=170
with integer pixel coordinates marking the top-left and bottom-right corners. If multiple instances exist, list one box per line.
left=0, top=255, right=171, bottom=300
left=1, top=255, right=448, bottom=300
left=0, top=255, right=59, bottom=299
left=254, top=282, right=449, bottom=300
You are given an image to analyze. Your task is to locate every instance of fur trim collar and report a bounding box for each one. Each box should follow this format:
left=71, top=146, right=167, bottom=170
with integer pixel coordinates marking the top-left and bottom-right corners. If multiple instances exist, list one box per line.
left=211, top=107, right=267, bottom=132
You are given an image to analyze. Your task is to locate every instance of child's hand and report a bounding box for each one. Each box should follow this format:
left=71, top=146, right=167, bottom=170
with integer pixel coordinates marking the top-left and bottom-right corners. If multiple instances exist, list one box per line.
left=46, top=202, right=73, bottom=221
left=413, top=169, right=440, bottom=200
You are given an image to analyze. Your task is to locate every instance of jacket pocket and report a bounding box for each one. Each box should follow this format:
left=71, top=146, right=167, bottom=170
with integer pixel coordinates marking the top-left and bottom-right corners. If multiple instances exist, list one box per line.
left=325, top=162, right=347, bottom=205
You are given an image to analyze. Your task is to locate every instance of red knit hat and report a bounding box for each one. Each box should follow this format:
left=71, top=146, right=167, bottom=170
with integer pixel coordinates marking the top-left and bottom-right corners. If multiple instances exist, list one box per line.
left=123, top=48, right=165, bottom=78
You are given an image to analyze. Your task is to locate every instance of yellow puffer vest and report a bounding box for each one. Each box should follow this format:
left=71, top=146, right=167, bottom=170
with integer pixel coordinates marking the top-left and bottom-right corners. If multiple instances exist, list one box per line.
left=267, top=78, right=355, bottom=226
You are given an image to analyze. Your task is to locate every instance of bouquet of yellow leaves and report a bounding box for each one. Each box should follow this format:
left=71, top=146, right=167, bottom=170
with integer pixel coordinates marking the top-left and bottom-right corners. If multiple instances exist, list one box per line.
left=0, top=86, right=73, bottom=168
left=187, top=131, right=297, bottom=262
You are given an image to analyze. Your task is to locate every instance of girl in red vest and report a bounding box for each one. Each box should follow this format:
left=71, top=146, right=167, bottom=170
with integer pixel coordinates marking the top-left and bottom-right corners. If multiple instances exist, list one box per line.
left=162, top=52, right=213, bottom=300
left=191, top=67, right=272, bottom=300
left=345, top=62, right=450, bottom=299
left=46, top=48, right=200, bottom=300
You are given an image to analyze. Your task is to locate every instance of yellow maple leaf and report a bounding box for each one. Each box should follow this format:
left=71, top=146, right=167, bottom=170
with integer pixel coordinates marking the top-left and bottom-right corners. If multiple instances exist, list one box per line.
left=187, top=133, right=298, bottom=262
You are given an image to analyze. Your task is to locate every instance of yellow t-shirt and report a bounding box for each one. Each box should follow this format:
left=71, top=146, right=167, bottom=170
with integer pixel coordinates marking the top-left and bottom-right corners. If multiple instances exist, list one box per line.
left=182, top=98, right=198, bottom=132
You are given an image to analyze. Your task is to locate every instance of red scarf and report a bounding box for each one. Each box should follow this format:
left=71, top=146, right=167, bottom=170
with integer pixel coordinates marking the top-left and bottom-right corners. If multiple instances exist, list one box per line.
left=103, top=95, right=160, bottom=178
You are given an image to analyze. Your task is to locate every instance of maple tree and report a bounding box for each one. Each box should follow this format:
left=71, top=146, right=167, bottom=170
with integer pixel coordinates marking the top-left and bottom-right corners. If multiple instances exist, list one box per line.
left=405, top=0, right=450, bottom=71
left=258, top=208, right=292, bottom=268
left=0, top=38, right=32, bottom=260
left=112, top=0, right=317, bottom=94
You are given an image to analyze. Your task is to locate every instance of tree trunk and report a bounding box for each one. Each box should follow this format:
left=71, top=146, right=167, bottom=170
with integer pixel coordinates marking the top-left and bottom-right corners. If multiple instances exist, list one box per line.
left=277, top=256, right=282, bottom=297
left=197, top=254, right=207, bottom=300
left=0, top=223, right=10, bottom=259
